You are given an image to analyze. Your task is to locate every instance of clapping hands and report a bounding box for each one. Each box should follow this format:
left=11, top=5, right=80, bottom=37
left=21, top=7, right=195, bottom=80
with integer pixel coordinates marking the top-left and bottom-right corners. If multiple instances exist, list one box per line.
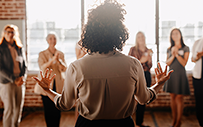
left=14, top=76, right=24, bottom=86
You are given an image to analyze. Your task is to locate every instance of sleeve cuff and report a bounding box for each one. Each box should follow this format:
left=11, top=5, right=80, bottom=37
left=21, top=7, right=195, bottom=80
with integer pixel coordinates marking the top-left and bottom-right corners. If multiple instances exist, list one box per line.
left=54, top=94, right=61, bottom=106
left=147, top=88, right=157, bottom=104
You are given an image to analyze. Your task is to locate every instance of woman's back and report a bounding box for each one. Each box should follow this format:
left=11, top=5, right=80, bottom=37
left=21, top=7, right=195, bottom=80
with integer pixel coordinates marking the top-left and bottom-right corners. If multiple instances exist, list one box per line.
left=60, top=51, right=152, bottom=120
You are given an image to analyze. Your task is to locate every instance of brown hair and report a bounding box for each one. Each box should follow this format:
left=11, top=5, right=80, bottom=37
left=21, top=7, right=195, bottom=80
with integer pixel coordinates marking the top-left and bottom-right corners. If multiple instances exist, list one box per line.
left=169, top=27, right=185, bottom=49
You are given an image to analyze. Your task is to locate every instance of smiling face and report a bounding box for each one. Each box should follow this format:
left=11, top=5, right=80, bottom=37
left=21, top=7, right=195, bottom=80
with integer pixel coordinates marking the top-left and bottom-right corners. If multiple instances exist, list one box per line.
left=171, top=29, right=181, bottom=43
left=47, top=34, right=57, bottom=47
left=4, top=28, right=15, bottom=43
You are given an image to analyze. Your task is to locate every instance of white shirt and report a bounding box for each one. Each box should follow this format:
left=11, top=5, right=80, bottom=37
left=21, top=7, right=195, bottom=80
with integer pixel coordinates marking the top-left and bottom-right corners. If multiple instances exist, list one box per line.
left=192, top=38, right=203, bottom=79
left=54, top=51, right=156, bottom=120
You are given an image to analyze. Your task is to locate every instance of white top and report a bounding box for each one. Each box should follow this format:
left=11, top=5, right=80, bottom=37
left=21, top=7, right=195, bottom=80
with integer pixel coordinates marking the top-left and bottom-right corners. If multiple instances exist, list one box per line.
left=54, top=51, right=156, bottom=120
left=192, top=38, right=203, bottom=79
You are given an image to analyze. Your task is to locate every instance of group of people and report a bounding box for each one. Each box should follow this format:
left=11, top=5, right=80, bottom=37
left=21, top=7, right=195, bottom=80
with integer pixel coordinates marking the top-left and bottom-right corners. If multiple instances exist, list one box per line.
left=0, top=0, right=202, bottom=127
left=128, top=28, right=191, bottom=127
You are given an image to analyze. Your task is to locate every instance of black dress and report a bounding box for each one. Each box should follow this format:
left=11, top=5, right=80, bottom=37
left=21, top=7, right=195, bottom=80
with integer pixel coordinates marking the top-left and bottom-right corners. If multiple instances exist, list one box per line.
left=163, top=46, right=190, bottom=95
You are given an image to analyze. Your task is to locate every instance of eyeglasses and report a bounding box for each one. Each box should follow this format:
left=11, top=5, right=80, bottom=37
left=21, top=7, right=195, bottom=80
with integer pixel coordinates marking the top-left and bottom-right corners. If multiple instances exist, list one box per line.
left=5, top=30, right=15, bottom=34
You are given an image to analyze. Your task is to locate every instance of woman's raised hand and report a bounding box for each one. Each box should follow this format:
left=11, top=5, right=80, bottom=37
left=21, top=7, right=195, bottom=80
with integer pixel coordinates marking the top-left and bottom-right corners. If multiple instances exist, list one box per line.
left=155, top=63, right=173, bottom=85
left=33, top=69, right=56, bottom=90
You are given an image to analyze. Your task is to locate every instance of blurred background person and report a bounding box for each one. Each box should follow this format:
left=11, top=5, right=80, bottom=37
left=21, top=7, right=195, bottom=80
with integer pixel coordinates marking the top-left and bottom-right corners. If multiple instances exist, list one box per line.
left=0, top=24, right=27, bottom=127
left=163, top=28, right=190, bottom=127
left=34, top=32, right=67, bottom=127
left=75, top=39, right=87, bottom=59
left=191, top=37, right=203, bottom=127
left=128, top=31, right=152, bottom=127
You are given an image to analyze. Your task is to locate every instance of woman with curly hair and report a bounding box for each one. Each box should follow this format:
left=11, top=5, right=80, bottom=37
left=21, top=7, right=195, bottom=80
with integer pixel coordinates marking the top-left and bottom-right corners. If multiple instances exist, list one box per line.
left=33, top=0, right=172, bottom=127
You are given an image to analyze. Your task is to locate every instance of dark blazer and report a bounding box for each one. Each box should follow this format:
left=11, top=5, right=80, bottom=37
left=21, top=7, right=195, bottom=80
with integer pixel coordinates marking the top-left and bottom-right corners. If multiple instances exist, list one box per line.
left=0, top=38, right=27, bottom=84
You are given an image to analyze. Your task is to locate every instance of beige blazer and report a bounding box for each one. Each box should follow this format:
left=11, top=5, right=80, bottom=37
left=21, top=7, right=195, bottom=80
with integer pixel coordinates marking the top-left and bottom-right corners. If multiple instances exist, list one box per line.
left=34, top=49, right=67, bottom=95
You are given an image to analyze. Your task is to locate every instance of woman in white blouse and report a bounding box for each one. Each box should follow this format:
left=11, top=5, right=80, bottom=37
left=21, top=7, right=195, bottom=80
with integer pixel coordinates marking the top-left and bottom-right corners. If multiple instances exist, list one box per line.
left=191, top=38, right=203, bottom=127
left=33, top=1, right=173, bottom=127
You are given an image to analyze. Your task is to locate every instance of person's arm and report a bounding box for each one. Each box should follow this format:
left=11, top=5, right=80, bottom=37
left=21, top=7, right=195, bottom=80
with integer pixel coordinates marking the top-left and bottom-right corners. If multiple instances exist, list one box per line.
left=33, top=64, right=77, bottom=110
left=58, top=52, right=67, bottom=72
left=0, top=48, right=23, bottom=83
left=175, top=52, right=189, bottom=67
left=146, top=49, right=153, bottom=69
left=128, top=47, right=133, bottom=56
left=33, top=69, right=57, bottom=102
left=192, top=51, right=203, bottom=62
left=166, top=48, right=176, bottom=66
left=134, top=61, right=173, bottom=105
left=38, top=52, right=57, bottom=71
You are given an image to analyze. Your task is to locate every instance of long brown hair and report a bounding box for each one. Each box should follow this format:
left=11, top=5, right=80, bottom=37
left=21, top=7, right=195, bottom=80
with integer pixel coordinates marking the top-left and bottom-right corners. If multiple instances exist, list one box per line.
left=0, top=24, right=23, bottom=48
left=169, top=28, right=185, bottom=49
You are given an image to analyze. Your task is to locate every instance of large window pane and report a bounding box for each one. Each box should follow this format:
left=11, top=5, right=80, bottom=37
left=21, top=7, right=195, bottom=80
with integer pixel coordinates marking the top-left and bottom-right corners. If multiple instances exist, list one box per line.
left=26, top=0, right=81, bottom=71
left=159, top=0, right=203, bottom=71
left=84, top=0, right=156, bottom=69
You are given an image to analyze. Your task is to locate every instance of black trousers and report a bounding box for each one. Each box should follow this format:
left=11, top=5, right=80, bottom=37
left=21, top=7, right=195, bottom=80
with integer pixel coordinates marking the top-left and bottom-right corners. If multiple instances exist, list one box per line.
left=192, top=77, right=203, bottom=126
left=41, top=80, right=61, bottom=127
left=75, top=115, right=134, bottom=127
left=136, top=71, right=151, bottom=126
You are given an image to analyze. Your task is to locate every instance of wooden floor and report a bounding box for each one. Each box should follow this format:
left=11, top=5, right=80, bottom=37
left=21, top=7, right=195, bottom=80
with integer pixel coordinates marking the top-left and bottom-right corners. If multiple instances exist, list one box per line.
left=0, top=110, right=200, bottom=127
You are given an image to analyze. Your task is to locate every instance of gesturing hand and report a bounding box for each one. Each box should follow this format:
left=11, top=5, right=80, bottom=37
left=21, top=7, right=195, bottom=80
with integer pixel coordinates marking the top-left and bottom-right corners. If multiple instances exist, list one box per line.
left=155, top=63, right=173, bottom=85
left=33, top=69, right=56, bottom=90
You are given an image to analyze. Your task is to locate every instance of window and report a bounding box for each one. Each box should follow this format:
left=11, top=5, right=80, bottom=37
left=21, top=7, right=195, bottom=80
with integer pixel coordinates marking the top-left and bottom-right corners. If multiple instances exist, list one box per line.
left=26, top=0, right=203, bottom=71
left=26, top=0, right=81, bottom=71
left=159, top=0, right=203, bottom=70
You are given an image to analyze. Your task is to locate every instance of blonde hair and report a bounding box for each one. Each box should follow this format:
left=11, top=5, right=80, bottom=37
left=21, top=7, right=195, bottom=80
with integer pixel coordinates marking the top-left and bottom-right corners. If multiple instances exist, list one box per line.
left=0, top=24, right=23, bottom=48
left=135, top=31, right=146, bottom=51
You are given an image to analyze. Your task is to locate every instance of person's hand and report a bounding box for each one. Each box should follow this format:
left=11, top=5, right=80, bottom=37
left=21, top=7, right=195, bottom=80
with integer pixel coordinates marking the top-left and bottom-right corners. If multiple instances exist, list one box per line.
left=154, top=63, right=173, bottom=85
left=196, top=51, right=203, bottom=60
left=171, top=47, right=178, bottom=56
left=147, top=49, right=153, bottom=56
left=32, top=69, right=56, bottom=90
left=53, top=52, right=59, bottom=62
left=140, top=55, right=148, bottom=63
left=15, top=76, right=24, bottom=86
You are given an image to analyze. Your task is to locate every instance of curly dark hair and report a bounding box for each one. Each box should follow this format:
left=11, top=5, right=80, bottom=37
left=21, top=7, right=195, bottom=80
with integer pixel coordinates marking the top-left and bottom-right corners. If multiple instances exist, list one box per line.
left=81, top=0, right=129, bottom=54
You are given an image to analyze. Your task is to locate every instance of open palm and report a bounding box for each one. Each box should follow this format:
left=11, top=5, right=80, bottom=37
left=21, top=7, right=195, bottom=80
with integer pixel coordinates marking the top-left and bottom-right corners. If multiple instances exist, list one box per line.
left=155, top=63, right=173, bottom=85
left=33, top=69, right=56, bottom=90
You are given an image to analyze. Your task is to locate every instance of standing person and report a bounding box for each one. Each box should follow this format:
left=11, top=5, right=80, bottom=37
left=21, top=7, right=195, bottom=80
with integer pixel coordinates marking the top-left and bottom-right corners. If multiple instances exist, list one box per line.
left=128, top=31, right=152, bottom=127
left=163, top=28, right=190, bottom=127
left=34, top=32, right=67, bottom=127
left=33, top=1, right=173, bottom=127
left=191, top=38, right=203, bottom=127
left=0, top=24, right=27, bottom=127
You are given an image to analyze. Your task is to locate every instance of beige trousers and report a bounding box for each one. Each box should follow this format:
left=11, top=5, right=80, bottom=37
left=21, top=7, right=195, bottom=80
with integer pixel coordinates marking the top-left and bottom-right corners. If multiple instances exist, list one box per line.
left=0, top=82, right=25, bottom=127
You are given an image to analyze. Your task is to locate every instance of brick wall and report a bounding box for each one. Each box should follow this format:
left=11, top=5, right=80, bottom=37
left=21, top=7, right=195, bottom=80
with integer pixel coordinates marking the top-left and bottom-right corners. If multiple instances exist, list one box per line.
left=0, top=73, right=196, bottom=109
left=0, top=0, right=25, bottom=20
